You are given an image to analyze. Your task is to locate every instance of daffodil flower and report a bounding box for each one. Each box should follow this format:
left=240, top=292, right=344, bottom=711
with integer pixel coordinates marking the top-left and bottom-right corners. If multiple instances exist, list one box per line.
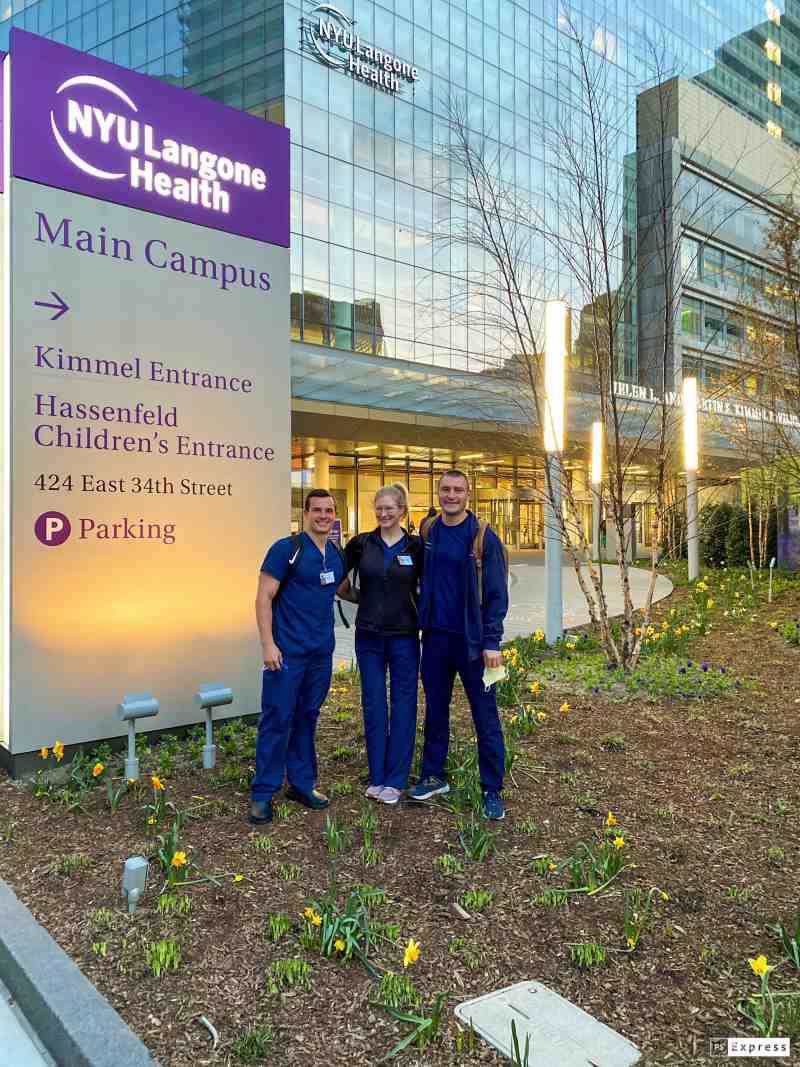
left=92, top=762, right=104, bottom=777
left=403, top=938, right=421, bottom=968
left=605, top=811, right=618, bottom=827
left=334, top=938, right=346, bottom=952
left=612, top=835, right=625, bottom=849
left=39, top=747, right=49, bottom=759
left=749, top=955, right=769, bottom=978
left=53, top=740, right=65, bottom=762
left=171, top=851, right=187, bottom=868
left=233, top=874, right=244, bottom=882
left=559, top=702, right=570, bottom=715
left=151, top=775, right=165, bottom=792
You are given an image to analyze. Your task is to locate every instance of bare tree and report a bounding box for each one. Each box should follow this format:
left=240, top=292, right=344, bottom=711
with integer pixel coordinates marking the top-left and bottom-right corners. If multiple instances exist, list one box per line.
left=433, top=14, right=766, bottom=669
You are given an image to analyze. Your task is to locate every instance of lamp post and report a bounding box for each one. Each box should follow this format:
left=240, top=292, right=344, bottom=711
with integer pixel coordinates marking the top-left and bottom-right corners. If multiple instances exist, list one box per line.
left=544, top=300, right=567, bottom=644
left=683, top=376, right=700, bottom=581
left=591, top=421, right=602, bottom=561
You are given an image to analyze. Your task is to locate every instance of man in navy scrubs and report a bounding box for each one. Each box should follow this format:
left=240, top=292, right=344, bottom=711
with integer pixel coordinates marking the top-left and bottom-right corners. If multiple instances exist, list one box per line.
left=410, top=470, right=509, bottom=820
left=249, top=489, right=346, bottom=824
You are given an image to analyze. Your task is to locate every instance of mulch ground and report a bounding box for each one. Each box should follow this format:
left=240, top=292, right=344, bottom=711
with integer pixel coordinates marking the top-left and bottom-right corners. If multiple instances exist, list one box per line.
left=1, top=581, right=799, bottom=1067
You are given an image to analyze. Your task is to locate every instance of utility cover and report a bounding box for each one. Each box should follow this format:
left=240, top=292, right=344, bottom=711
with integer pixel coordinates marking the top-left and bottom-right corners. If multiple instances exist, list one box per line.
left=455, top=981, right=641, bottom=1066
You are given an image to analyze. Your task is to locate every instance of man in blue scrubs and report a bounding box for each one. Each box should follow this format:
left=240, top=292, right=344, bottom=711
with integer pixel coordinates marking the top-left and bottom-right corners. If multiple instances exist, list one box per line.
left=249, top=489, right=346, bottom=824
left=410, top=470, right=509, bottom=820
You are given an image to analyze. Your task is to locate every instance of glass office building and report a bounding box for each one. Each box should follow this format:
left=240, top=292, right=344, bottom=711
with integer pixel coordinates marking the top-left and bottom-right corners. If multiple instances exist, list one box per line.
left=2, top=0, right=796, bottom=540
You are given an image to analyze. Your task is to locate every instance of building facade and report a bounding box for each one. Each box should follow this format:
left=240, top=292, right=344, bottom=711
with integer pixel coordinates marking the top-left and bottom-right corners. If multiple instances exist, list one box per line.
left=2, top=0, right=798, bottom=543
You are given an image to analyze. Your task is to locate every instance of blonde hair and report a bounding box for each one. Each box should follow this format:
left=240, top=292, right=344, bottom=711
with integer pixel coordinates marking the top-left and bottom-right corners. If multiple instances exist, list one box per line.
left=374, top=482, right=409, bottom=518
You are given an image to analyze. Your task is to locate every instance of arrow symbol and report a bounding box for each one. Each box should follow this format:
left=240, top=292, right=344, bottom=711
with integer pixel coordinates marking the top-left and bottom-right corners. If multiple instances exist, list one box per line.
left=34, top=291, right=70, bottom=321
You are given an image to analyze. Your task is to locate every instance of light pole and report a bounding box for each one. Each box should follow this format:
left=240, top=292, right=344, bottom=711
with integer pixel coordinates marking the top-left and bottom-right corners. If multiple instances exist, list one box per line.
left=591, top=421, right=602, bottom=561
left=544, top=300, right=566, bottom=644
left=683, top=376, right=700, bottom=581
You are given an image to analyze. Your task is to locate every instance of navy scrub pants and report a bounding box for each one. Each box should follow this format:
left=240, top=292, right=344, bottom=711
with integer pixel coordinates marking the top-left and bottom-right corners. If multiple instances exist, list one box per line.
left=355, top=630, right=419, bottom=790
left=251, top=653, right=332, bottom=800
left=419, top=629, right=505, bottom=793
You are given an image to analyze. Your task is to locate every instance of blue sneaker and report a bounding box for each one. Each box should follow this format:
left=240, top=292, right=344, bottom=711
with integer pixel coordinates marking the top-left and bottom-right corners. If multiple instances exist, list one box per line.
left=408, top=776, right=450, bottom=801
left=482, top=791, right=505, bottom=820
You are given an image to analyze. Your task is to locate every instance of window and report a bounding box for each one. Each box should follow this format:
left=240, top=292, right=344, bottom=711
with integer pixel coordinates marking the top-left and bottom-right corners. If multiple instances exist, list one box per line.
left=681, top=297, right=701, bottom=337
left=704, top=304, right=725, bottom=345
left=701, top=245, right=723, bottom=287
left=765, top=39, right=781, bottom=65
left=767, top=81, right=782, bottom=105
left=681, top=236, right=700, bottom=281
left=766, top=1, right=781, bottom=26
left=767, top=120, right=783, bottom=139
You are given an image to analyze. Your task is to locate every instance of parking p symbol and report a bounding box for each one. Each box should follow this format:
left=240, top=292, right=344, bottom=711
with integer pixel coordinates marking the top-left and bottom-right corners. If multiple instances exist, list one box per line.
left=35, top=511, right=71, bottom=547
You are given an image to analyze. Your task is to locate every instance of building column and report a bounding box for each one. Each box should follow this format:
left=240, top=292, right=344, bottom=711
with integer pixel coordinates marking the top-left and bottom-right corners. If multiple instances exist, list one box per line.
left=313, top=448, right=330, bottom=490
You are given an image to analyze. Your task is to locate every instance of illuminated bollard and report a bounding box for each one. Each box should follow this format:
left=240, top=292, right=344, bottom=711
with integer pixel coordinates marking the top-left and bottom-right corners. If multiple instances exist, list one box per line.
left=117, top=693, right=159, bottom=781
left=194, top=684, right=234, bottom=769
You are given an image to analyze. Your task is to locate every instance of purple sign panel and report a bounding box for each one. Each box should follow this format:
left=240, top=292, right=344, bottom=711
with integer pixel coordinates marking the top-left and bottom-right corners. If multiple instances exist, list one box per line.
left=0, top=52, right=6, bottom=194
left=9, top=29, right=289, bottom=247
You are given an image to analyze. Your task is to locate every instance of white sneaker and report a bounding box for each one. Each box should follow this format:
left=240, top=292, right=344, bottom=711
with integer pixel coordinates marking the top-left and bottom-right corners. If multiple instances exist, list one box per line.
left=378, top=786, right=402, bottom=805
left=365, top=784, right=384, bottom=800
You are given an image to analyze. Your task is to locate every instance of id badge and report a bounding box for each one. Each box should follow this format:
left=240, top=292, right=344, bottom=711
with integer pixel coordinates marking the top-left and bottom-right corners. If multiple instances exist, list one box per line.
left=397, top=554, right=413, bottom=566
left=320, top=570, right=336, bottom=585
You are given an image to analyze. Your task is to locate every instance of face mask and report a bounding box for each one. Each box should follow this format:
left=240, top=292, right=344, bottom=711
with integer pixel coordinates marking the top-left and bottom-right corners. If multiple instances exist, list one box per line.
left=482, top=664, right=507, bottom=691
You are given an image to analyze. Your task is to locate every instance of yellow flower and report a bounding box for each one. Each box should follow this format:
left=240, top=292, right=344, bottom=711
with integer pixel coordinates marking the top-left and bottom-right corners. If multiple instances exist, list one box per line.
left=749, top=955, right=769, bottom=978
left=53, top=740, right=65, bottom=762
left=612, top=836, right=625, bottom=850
left=303, top=907, right=322, bottom=927
left=170, top=851, right=187, bottom=868
left=605, top=811, right=618, bottom=827
left=39, top=747, right=49, bottom=759
left=334, top=938, right=346, bottom=952
left=529, top=681, right=541, bottom=694
left=151, top=775, right=165, bottom=792
left=707, top=599, right=714, bottom=609
left=626, top=935, right=636, bottom=949
left=696, top=580, right=708, bottom=592
left=92, top=762, right=104, bottom=777
left=147, top=816, right=157, bottom=825
left=536, top=711, right=547, bottom=721
left=547, top=862, right=557, bottom=871
left=769, top=620, right=778, bottom=629
left=403, top=938, right=421, bottom=968
left=233, top=874, right=244, bottom=883
left=634, top=627, right=642, bottom=636
left=534, top=629, right=544, bottom=641
left=559, top=702, right=570, bottom=716
left=502, top=649, right=512, bottom=659
left=660, top=891, right=669, bottom=901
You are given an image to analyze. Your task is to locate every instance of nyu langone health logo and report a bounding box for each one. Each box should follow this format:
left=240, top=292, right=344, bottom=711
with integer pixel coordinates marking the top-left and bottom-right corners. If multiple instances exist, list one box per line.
left=49, top=75, right=269, bottom=216
left=302, top=3, right=418, bottom=94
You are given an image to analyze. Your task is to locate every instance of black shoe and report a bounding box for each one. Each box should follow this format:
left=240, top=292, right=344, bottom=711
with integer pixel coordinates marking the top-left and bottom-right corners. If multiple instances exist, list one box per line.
left=248, top=798, right=273, bottom=824
left=285, top=784, right=329, bottom=810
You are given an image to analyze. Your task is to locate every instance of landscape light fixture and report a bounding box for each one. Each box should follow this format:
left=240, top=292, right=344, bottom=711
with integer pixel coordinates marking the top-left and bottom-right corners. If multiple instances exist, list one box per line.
left=194, top=684, right=234, bottom=769
left=683, top=376, right=700, bottom=581
left=116, top=693, right=159, bottom=781
left=591, top=421, right=603, bottom=560
left=544, top=300, right=567, bottom=644
left=121, top=855, right=148, bottom=914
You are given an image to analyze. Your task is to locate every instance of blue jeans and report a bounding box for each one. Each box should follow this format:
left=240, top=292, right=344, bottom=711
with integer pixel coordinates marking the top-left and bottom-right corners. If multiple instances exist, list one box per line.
left=251, top=653, right=332, bottom=800
left=355, top=631, right=419, bottom=790
left=419, top=629, right=505, bottom=793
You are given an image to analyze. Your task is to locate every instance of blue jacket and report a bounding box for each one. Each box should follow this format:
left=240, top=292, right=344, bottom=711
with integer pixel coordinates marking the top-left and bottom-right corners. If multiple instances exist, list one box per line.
left=418, top=511, right=509, bottom=659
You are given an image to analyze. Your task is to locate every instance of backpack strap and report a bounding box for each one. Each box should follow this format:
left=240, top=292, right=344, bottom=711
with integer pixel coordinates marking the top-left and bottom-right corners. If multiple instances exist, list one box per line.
left=420, top=514, right=439, bottom=542
left=473, top=520, right=489, bottom=604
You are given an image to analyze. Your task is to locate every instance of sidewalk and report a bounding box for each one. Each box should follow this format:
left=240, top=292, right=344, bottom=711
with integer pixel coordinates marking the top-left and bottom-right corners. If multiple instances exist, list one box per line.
left=0, top=975, right=54, bottom=1067
left=333, top=561, right=672, bottom=663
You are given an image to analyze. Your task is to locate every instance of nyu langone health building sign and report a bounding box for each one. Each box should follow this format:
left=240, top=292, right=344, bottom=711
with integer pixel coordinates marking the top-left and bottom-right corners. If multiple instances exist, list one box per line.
left=302, top=3, right=418, bottom=94
left=1, top=30, right=291, bottom=769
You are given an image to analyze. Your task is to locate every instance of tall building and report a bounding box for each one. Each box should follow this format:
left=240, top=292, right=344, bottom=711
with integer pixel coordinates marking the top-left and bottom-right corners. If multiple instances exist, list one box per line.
left=2, top=0, right=796, bottom=542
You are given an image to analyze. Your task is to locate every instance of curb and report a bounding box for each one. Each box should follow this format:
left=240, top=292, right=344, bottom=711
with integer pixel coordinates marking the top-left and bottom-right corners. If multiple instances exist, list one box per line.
left=0, top=878, right=159, bottom=1067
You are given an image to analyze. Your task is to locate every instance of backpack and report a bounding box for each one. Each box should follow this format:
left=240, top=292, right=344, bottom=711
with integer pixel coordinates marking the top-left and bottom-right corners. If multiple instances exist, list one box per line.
left=279, top=533, right=351, bottom=628
left=420, top=514, right=510, bottom=603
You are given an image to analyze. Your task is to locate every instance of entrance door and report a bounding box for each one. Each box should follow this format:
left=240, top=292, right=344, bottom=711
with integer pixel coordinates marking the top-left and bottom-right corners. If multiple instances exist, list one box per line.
left=519, top=502, right=544, bottom=548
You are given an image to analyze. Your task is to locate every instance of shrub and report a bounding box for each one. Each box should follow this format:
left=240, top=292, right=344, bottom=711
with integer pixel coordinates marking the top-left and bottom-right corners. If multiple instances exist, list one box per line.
left=725, top=507, right=749, bottom=567
left=700, top=502, right=734, bottom=565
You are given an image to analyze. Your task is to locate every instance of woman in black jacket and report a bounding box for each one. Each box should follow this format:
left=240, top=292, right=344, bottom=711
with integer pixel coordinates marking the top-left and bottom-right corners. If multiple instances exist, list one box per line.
left=339, top=483, right=422, bottom=804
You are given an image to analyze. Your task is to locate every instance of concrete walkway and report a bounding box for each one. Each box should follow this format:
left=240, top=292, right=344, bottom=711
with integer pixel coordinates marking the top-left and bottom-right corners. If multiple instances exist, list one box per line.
left=333, top=560, right=672, bottom=662
left=0, top=976, right=54, bottom=1067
